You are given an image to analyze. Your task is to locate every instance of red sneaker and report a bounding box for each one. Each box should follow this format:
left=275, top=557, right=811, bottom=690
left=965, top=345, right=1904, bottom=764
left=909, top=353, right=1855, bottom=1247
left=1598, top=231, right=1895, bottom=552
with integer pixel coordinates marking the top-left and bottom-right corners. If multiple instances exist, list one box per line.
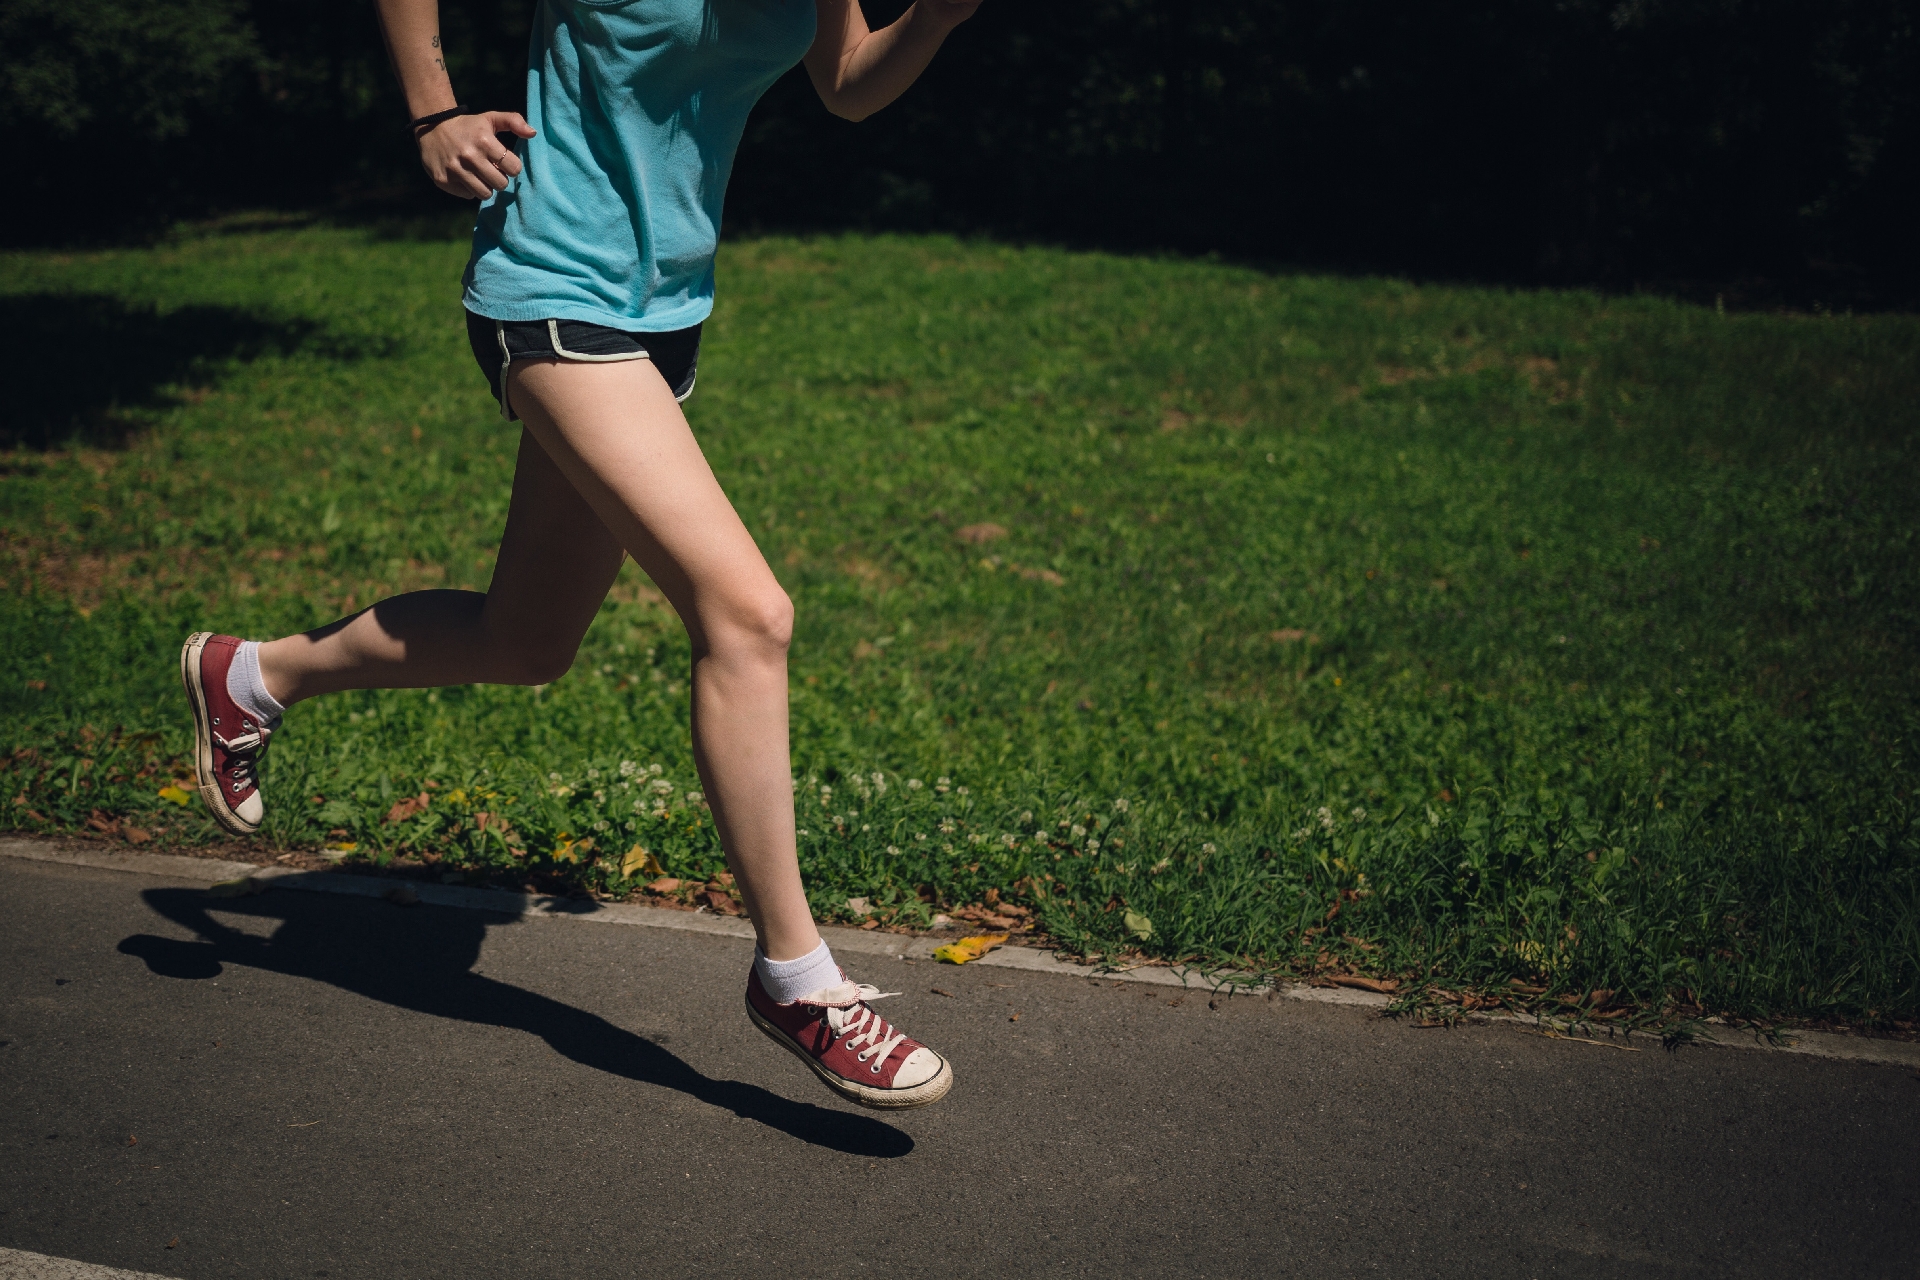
left=746, top=968, right=953, bottom=1109
left=179, top=632, right=276, bottom=836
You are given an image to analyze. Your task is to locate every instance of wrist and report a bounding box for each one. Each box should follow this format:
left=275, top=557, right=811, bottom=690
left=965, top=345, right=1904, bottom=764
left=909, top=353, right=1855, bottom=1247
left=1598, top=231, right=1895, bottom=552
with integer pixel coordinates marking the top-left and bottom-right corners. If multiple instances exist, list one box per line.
left=410, top=104, right=474, bottom=140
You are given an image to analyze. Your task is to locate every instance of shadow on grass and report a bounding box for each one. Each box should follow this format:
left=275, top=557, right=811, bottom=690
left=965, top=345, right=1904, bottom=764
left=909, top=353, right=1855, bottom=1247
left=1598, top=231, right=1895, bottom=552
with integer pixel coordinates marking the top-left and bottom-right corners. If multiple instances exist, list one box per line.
left=116, top=886, right=913, bottom=1159
left=0, top=293, right=380, bottom=451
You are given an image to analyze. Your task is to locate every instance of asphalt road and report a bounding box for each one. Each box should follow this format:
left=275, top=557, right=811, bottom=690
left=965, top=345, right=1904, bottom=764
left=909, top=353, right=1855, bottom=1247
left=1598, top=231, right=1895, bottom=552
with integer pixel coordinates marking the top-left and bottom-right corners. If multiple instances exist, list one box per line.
left=2, top=857, right=1916, bottom=1280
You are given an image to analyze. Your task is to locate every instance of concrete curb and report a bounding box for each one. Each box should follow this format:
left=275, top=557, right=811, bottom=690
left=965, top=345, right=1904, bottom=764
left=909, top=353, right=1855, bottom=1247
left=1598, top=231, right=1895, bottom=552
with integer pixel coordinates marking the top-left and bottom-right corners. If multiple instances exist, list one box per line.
left=0, top=1245, right=180, bottom=1279
left=5, top=837, right=1916, bottom=1069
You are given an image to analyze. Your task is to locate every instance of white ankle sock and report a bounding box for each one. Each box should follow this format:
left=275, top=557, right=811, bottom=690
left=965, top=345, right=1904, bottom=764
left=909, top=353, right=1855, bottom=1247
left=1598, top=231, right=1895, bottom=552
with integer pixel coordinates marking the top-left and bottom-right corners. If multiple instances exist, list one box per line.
left=227, top=641, right=286, bottom=726
left=754, top=940, right=841, bottom=1004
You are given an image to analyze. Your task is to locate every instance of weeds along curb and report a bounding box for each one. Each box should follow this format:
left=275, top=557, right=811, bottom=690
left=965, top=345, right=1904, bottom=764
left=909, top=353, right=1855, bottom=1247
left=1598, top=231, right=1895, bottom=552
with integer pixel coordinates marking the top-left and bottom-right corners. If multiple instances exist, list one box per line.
left=6, top=837, right=1916, bottom=1072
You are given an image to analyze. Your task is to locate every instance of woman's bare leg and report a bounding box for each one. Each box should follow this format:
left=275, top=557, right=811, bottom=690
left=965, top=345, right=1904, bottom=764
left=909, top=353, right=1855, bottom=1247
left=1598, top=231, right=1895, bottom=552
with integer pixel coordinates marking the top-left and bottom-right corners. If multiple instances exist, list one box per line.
left=255, top=430, right=625, bottom=702
left=501, top=356, right=818, bottom=964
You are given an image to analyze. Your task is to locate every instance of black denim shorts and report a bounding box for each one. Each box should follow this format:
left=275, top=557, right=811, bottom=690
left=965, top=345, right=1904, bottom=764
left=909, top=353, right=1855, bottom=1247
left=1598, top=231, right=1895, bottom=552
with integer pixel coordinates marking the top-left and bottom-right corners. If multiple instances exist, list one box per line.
left=465, top=310, right=702, bottom=421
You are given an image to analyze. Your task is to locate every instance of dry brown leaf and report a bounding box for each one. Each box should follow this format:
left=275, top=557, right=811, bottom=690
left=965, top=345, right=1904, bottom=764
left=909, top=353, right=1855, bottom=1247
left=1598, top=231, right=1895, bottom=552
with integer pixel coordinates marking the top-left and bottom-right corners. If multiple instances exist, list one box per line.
left=384, top=792, right=429, bottom=824
left=645, top=876, right=682, bottom=894
left=1327, top=975, right=1400, bottom=993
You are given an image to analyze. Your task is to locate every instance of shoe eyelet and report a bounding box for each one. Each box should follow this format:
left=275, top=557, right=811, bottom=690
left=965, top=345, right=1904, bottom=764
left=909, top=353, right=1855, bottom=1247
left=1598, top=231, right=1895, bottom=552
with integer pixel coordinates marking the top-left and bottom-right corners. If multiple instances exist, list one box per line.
left=870, top=1064, right=882, bottom=1074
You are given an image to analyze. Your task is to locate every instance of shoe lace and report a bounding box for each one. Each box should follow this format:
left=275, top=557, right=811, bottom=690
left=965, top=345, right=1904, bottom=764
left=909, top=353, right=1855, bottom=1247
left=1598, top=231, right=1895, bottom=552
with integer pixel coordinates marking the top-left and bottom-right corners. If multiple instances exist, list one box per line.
left=214, top=720, right=274, bottom=794
left=821, top=984, right=910, bottom=1073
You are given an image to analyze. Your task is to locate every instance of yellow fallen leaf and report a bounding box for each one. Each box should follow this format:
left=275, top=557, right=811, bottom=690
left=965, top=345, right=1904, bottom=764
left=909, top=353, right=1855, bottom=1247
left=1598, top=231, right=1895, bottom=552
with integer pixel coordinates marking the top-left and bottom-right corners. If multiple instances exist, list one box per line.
left=621, top=844, right=664, bottom=879
left=208, top=876, right=264, bottom=899
left=157, top=784, right=192, bottom=806
left=932, top=932, right=1009, bottom=965
left=323, top=842, right=358, bottom=853
left=1123, top=909, right=1154, bottom=941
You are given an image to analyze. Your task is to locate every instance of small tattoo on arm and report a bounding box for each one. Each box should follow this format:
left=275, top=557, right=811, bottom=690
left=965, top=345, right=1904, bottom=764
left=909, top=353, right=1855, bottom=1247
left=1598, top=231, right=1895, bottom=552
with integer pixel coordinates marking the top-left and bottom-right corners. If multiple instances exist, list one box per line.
left=433, top=57, right=445, bottom=70
left=431, top=35, right=441, bottom=48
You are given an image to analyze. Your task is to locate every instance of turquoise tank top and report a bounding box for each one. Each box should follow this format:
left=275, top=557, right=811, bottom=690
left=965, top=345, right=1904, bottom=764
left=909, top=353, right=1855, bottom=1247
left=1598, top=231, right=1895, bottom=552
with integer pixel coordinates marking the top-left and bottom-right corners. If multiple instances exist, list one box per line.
left=463, top=0, right=816, bottom=331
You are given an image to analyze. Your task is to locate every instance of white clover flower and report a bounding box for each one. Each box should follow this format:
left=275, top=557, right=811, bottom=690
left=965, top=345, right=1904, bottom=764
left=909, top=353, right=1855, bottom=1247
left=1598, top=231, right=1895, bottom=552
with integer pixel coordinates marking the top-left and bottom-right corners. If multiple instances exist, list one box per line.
left=1151, top=858, right=1171, bottom=874
left=1351, top=807, right=1367, bottom=820
left=847, top=807, right=859, bottom=819
left=939, top=819, right=957, bottom=834
left=872, top=772, right=887, bottom=794
left=1113, top=798, right=1131, bottom=813
left=798, top=827, right=810, bottom=836
left=548, top=771, right=562, bottom=782
left=619, top=760, right=638, bottom=777
left=648, top=763, right=663, bottom=776
left=936, top=776, right=951, bottom=786
left=887, top=844, right=901, bottom=856
left=1020, top=810, right=1033, bottom=823
left=1317, top=805, right=1335, bottom=831
left=956, top=786, right=969, bottom=796
left=688, top=791, right=705, bottom=805
left=1087, top=838, right=1101, bottom=852
left=1293, top=827, right=1310, bottom=840
left=1002, top=834, right=1019, bottom=849
left=632, top=799, right=647, bottom=814
left=592, top=820, right=610, bottom=833
left=862, top=824, right=871, bottom=832
left=651, top=779, right=674, bottom=794
left=819, top=785, right=834, bottom=799
left=971, top=832, right=989, bottom=846
left=907, top=778, right=923, bottom=790
left=1202, top=842, right=1216, bottom=854
left=1070, top=824, right=1087, bottom=839
left=915, top=832, right=927, bottom=842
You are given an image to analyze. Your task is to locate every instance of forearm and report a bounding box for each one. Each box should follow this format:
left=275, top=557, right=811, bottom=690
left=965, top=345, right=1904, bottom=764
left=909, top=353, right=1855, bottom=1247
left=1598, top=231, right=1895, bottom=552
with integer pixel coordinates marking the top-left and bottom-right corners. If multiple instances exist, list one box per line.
left=809, top=3, right=963, bottom=122
left=375, top=0, right=457, bottom=119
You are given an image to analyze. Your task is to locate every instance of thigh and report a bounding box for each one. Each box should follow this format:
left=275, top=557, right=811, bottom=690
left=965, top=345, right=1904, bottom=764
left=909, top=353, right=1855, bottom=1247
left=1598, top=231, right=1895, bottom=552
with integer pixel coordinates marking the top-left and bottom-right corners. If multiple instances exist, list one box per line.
left=503, top=355, right=781, bottom=647
left=482, top=425, right=628, bottom=653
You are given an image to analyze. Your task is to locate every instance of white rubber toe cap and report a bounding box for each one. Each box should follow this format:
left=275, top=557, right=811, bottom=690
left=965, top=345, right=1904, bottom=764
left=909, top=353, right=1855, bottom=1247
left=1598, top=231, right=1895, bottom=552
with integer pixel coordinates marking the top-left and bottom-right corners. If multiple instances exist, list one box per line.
left=235, top=792, right=264, bottom=826
left=892, top=1047, right=944, bottom=1089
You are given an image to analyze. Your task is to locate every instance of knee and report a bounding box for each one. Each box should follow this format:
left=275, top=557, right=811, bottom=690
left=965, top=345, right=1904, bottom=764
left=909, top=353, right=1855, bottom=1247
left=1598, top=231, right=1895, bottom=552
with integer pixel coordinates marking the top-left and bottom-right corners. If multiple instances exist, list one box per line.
left=500, top=642, right=580, bottom=687
left=714, top=588, right=793, bottom=661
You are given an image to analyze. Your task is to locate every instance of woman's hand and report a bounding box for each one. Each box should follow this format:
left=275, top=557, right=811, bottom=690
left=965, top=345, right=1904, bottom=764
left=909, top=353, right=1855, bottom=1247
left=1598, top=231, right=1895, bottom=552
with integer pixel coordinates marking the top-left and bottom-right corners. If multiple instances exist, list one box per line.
left=418, top=111, right=537, bottom=200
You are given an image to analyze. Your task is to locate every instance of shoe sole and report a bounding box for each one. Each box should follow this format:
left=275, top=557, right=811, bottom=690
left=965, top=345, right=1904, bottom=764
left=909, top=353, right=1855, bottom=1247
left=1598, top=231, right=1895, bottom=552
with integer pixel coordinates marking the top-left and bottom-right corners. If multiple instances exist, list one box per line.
left=179, top=631, right=260, bottom=837
left=746, top=997, right=954, bottom=1110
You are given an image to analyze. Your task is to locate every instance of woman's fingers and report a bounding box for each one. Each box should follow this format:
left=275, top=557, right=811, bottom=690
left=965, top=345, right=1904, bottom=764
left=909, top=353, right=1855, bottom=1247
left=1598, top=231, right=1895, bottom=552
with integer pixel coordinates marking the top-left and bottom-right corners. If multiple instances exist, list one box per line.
left=418, top=112, right=530, bottom=199
left=484, top=110, right=537, bottom=140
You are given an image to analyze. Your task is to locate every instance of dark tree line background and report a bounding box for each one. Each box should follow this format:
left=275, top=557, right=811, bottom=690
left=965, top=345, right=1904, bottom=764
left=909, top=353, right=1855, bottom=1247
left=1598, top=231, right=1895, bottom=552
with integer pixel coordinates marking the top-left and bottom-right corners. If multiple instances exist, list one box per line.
left=4, top=0, right=1915, bottom=304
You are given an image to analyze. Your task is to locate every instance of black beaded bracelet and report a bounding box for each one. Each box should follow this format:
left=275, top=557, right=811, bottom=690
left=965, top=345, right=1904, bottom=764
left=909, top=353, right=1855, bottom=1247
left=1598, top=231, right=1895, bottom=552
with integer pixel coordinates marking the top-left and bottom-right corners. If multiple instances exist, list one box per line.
left=409, top=104, right=474, bottom=137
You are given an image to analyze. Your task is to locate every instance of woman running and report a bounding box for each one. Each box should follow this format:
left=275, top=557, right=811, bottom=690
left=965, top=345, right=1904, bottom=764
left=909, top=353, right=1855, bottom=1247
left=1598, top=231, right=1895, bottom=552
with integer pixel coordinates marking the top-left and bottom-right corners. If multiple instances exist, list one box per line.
left=178, top=0, right=982, bottom=1110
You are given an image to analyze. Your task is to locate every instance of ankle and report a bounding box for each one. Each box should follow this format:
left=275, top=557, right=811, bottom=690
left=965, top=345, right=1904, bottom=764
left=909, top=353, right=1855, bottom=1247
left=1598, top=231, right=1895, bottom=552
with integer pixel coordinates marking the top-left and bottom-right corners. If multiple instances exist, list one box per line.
left=253, top=639, right=300, bottom=709
left=754, top=939, right=838, bottom=1004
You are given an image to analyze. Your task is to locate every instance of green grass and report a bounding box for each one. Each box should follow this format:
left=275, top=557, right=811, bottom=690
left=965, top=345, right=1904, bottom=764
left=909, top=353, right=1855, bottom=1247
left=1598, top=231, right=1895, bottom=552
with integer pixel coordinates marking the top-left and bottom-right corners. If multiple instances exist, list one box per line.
left=3, top=224, right=1916, bottom=1024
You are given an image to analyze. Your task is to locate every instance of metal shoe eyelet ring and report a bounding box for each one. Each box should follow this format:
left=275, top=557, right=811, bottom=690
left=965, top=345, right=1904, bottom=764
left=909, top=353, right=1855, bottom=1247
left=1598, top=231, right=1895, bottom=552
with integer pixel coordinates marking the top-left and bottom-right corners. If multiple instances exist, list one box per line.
left=870, top=1063, right=883, bottom=1073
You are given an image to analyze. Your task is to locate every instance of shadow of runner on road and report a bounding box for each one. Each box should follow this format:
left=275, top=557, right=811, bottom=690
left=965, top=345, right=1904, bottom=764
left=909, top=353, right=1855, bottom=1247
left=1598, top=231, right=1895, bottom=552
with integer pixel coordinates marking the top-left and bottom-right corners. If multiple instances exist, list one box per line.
left=116, top=886, right=912, bottom=1159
